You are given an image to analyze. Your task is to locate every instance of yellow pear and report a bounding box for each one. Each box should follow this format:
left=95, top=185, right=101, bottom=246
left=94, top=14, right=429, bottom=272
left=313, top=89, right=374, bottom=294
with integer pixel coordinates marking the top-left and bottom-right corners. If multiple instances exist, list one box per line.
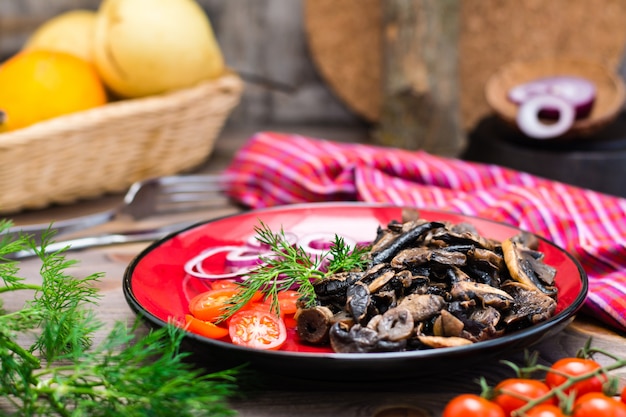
left=23, top=10, right=97, bottom=64
left=93, top=0, right=225, bottom=98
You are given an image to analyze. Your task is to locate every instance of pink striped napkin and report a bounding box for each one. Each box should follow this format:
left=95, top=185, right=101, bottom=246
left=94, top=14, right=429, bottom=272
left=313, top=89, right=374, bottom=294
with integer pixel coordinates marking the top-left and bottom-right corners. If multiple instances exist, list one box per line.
left=224, top=131, right=626, bottom=332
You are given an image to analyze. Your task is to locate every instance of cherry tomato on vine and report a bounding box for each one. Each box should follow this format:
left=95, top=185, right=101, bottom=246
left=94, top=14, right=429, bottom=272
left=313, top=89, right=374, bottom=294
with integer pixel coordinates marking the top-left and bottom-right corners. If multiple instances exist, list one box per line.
left=442, top=394, right=505, bottom=417
left=492, top=378, right=555, bottom=415
left=545, top=357, right=607, bottom=398
left=184, top=314, right=229, bottom=339
left=573, top=392, right=626, bottom=417
left=188, top=288, right=262, bottom=321
left=525, top=404, right=566, bottom=417
left=228, top=307, right=287, bottom=350
left=621, top=385, right=626, bottom=405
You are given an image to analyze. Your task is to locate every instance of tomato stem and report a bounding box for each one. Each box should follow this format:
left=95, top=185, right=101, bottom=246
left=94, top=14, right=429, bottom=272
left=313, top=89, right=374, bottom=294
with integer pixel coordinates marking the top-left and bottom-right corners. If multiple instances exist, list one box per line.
left=509, top=344, right=626, bottom=416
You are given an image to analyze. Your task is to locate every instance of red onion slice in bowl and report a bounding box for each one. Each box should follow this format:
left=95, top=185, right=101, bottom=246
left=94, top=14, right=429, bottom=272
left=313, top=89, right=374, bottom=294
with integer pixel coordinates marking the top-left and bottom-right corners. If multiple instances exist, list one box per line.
left=508, top=76, right=596, bottom=119
left=516, top=94, right=575, bottom=139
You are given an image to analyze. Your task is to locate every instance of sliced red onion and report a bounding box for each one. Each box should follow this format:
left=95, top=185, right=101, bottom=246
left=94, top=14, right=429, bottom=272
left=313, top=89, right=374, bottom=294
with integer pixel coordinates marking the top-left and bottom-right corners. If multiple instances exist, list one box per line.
left=184, top=246, right=260, bottom=280
left=298, top=233, right=357, bottom=257
left=245, top=231, right=298, bottom=250
left=225, top=247, right=272, bottom=268
left=516, top=94, right=575, bottom=139
left=508, top=76, right=596, bottom=119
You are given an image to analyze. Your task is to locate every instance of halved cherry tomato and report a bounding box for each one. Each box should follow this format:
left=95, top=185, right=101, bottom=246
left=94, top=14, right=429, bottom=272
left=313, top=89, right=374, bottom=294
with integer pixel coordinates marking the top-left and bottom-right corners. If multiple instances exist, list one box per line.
left=493, top=378, right=554, bottom=416
left=258, top=290, right=301, bottom=316
left=188, top=288, right=262, bottom=321
left=184, top=314, right=229, bottom=339
left=276, top=290, right=300, bottom=315
left=443, top=394, right=505, bottom=417
left=545, top=357, right=607, bottom=398
left=228, top=308, right=287, bottom=350
left=573, top=392, right=626, bottom=417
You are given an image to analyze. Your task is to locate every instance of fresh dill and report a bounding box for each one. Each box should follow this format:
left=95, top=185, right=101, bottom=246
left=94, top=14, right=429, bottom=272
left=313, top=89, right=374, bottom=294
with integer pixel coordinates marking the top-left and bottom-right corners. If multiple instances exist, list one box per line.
left=0, top=220, right=239, bottom=417
left=222, top=221, right=370, bottom=319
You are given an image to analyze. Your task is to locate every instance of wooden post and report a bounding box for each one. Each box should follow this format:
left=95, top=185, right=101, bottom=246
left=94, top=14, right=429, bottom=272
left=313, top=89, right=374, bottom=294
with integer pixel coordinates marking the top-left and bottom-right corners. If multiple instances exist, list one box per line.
left=376, top=0, right=465, bottom=157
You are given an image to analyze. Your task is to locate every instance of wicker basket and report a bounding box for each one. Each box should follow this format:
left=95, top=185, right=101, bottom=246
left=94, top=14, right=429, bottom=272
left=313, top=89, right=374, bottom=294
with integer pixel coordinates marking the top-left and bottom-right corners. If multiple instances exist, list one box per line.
left=485, top=58, right=626, bottom=139
left=0, top=72, right=243, bottom=214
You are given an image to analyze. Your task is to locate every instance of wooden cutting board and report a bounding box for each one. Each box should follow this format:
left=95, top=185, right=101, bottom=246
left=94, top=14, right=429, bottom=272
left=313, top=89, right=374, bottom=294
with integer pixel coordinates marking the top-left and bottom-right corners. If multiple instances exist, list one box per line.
left=304, top=0, right=626, bottom=131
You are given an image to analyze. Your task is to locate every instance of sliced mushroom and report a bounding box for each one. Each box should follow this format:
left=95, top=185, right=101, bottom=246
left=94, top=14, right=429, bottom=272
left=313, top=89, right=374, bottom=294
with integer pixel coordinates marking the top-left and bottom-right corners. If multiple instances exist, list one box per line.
left=390, top=247, right=467, bottom=269
left=502, top=238, right=557, bottom=295
left=370, top=226, right=401, bottom=254
left=296, top=306, right=335, bottom=344
left=397, top=293, right=446, bottom=322
left=367, top=269, right=396, bottom=293
left=329, top=322, right=406, bottom=353
left=417, top=335, right=473, bottom=349
left=433, top=309, right=464, bottom=337
left=371, top=289, right=398, bottom=314
left=313, top=271, right=362, bottom=309
left=469, top=305, right=501, bottom=328
left=346, top=281, right=372, bottom=323
left=370, top=221, right=445, bottom=265
left=430, top=225, right=498, bottom=251
left=450, top=279, right=514, bottom=310
left=501, top=281, right=557, bottom=327
left=373, top=307, right=414, bottom=341
left=470, top=247, right=504, bottom=270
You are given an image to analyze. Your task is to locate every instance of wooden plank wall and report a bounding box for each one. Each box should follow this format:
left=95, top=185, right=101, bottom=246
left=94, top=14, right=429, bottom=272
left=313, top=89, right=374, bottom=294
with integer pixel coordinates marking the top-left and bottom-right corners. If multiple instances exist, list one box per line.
left=0, top=0, right=363, bottom=127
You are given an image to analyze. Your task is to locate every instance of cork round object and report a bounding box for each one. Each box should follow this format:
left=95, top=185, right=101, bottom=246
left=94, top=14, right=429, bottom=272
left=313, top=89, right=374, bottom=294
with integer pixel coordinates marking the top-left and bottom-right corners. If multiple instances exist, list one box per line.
left=485, top=58, right=626, bottom=139
left=303, top=0, right=382, bottom=122
left=304, top=0, right=626, bottom=130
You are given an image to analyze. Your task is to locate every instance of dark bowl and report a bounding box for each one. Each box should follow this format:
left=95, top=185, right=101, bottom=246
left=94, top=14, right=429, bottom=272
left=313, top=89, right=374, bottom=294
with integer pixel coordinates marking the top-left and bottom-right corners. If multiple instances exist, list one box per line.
left=123, top=203, right=588, bottom=381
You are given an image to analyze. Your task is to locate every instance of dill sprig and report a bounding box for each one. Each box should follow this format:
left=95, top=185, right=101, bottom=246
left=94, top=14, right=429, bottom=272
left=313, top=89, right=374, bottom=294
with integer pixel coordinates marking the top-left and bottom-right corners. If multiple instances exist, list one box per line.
left=0, top=220, right=239, bottom=417
left=222, top=221, right=370, bottom=319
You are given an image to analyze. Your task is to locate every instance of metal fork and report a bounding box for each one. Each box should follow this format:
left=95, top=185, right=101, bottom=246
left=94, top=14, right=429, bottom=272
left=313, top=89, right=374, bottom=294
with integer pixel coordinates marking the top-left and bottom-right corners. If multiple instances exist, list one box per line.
left=4, top=174, right=231, bottom=242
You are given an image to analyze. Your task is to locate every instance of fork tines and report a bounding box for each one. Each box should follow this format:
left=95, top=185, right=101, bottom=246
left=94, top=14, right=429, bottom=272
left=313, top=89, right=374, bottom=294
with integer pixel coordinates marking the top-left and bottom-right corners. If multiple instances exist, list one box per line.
left=154, top=175, right=231, bottom=213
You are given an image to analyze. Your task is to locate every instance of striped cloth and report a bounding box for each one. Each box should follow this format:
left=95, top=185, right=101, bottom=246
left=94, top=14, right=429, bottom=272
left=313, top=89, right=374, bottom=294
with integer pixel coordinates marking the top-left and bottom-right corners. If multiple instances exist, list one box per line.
left=224, top=131, right=626, bottom=332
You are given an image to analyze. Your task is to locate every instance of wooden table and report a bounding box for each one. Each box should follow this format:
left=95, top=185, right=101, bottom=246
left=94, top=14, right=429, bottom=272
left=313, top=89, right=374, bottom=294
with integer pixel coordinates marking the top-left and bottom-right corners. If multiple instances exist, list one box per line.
left=5, top=125, right=626, bottom=417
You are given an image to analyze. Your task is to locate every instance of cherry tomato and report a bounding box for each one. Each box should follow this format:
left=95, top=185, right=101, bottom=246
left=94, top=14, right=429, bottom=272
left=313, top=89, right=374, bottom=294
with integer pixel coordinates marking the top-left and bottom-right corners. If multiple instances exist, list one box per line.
left=525, top=404, right=566, bottom=417
left=184, top=314, right=229, bottom=339
left=442, top=394, right=505, bottom=417
left=228, top=308, right=287, bottom=350
left=545, top=358, right=607, bottom=398
left=259, top=290, right=301, bottom=315
left=210, top=279, right=241, bottom=291
left=621, top=385, right=626, bottom=405
left=573, top=392, right=626, bottom=417
left=276, top=290, right=301, bottom=315
left=188, top=288, right=262, bottom=321
left=493, top=378, right=554, bottom=415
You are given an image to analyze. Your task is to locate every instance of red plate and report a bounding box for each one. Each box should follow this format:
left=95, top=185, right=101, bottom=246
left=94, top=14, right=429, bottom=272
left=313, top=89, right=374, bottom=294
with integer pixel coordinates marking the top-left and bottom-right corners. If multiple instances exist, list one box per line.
left=123, top=203, right=587, bottom=380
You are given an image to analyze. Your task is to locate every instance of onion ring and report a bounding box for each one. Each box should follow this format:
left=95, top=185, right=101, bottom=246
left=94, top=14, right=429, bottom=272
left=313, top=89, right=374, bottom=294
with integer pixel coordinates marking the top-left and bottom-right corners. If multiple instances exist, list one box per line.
left=298, top=233, right=357, bottom=257
left=184, top=246, right=260, bottom=280
left=516, top=94, right=575, bottom=139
